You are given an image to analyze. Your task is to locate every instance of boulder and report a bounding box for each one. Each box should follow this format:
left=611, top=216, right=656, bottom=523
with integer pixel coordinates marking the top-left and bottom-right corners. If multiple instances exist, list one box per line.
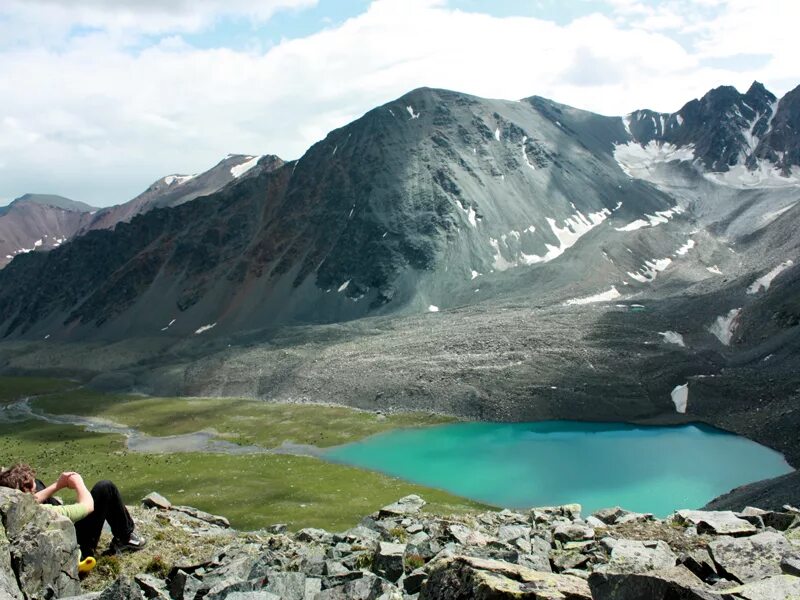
left=314, top=572, right=400, bottom=599
left=600, top=539, right=677, bottom=574
left=226, top=593, right=281, bottom=600
left=589, top=565, right=718, bottom=600
left=447, top=524, right=494, bottom=547
left=373, top=542, right=406, bottom=582
left=420, top=555, right=591, bottom=599
left=782, top=555, right=800, bottom=577
left=170, top=505, right=230, bottom=528
left=721, top=574, right=800, bottom=600
left=553, top=524, right=594, bottom=543
left=0, top=487, right=82, bottom=600
left=379, top=495, right=426, bottom=518
left=675, top=510, right=756, bottom=536
left=531, top=505, right=582, bottom=524
left=97, top=576, right=145, bottom=600
left=141, top=492, right=172, bottom=510
left=708, top=531, right=800, bottom=583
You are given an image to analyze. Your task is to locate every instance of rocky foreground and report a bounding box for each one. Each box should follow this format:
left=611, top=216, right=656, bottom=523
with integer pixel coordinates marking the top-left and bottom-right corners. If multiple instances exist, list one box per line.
left=3, top=489, right=800, bottom=599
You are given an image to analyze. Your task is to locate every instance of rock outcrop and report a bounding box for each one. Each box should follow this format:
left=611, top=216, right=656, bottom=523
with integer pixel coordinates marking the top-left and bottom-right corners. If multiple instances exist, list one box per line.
left=0, top=487, right=81, bottom=599
left=8, top=492, right=800, bottom=599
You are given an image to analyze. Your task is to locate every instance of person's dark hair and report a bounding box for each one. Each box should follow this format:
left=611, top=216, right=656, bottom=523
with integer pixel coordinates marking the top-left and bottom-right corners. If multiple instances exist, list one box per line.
left=0, top=463, right=36, bottom=493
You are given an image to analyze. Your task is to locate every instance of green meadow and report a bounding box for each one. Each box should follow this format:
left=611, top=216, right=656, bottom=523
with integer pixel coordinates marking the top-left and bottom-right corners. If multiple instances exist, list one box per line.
left=0, top=377, right=488, bottom=531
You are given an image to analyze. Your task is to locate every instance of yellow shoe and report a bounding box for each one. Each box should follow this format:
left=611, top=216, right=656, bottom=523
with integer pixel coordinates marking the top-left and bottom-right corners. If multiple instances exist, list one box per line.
left=78, top=556, right=96, bottom=574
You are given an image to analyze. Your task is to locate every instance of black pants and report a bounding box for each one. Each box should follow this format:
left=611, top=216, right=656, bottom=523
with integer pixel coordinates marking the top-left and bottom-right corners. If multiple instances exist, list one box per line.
left=74, top=480, right=134, bottom=558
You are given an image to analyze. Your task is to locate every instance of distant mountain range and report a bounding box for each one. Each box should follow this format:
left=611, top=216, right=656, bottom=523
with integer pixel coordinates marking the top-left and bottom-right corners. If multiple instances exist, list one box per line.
left=0, top=154, right=273, bottom=269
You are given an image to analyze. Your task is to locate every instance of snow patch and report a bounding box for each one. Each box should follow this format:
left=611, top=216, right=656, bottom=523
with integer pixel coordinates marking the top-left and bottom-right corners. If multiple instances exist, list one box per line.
left=671, top=383, right=688, bottom=413
left=337, top=280, right=350, bottom=293
left=708, top=308, right=741, bottom=345
left=521, top=136, right=536, bottom=170
left=230, top=156, right=260, bottom=178
left=613, top=141, right=695, bottom=180
left=494, top=128, right=501, bottom=142
left=675, top=239, right=695, bottom=256
left=564, top=286, right=622, bottom=305
left=471, top=270, right=480, bottom=280
left=615, top=207, right=683, bottom=232
left=704, top=161, right=800, bottom=189
left=406, top=106, right=419, bottom=119
left=194, top=323, right=216, bottom=335
left=659, top=331, right=686, bottom=347
left=706, top=265, right=722, bottom=275
left=428, top=305, right=439, bottom=312
left=628, top=257, right=672, bottom=283
left=747, top=260, right=793, bottom=294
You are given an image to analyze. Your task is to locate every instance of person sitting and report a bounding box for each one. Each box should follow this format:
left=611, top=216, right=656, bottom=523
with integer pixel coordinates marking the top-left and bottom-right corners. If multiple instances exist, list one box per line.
left=0, top=463, right=146, bottom=558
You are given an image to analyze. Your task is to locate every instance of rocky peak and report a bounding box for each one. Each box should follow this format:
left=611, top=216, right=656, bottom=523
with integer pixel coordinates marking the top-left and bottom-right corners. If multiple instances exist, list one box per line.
left=751, top=83, right=800, bottom=173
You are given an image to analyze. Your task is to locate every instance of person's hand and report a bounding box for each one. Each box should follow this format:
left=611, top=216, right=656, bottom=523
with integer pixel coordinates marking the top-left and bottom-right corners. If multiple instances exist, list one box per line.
left=61, top=472, right=83, bottom=491
left=55, top=472, right=74, bottom=490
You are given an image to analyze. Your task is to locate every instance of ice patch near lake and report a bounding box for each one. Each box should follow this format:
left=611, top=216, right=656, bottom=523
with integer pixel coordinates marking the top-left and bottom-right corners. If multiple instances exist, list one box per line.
left=659, top=331, right=686, bottom=347
left=564, top=286, right=622, bottom=305
left=747, top=260, right=793, bottom=294
left=428, top=305, right=439, bottom=312
left=671, top=383, right=688, bottom=413
left=708, top=308, right=741, bottom=346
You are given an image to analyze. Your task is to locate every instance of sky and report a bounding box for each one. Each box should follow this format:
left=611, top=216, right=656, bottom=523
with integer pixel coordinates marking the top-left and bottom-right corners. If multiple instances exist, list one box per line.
left=0, top=0, right=798, bottom=207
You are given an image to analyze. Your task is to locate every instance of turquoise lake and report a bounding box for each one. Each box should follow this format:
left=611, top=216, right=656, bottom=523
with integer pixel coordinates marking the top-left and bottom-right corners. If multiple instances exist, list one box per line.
left=324, top=421, right=794, bottom=516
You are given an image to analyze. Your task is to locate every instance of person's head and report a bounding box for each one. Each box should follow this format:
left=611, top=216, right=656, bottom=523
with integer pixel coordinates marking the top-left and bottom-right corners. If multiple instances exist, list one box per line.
left=0, top=463, right=36, bottom=494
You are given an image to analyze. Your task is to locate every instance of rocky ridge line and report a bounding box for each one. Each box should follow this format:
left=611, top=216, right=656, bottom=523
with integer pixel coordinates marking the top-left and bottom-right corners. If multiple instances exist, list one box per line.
left=9, top=490, right=797, bottom=600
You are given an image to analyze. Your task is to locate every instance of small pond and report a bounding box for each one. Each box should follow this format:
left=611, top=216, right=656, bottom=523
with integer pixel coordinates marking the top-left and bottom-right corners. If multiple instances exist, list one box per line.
left=324, top=421, right=793, bottom=516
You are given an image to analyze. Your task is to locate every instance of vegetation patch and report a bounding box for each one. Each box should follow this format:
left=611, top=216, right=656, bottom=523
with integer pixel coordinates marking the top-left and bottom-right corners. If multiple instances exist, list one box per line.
left=0, top=376, right=75, bottom=404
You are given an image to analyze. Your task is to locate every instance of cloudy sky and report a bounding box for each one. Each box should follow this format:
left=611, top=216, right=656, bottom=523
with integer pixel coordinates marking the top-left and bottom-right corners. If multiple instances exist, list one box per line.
left=0, top=0, right=797, bottom=207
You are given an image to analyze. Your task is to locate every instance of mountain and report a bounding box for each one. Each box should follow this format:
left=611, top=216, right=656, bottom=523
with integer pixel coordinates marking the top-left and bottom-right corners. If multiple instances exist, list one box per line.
left=79, top=154, right=283, bottom=234
left=1, top=82, right=799, bottom=505
left=0, top=194, right=97, bottom=268
left=0, top=155, right=275, bottom=270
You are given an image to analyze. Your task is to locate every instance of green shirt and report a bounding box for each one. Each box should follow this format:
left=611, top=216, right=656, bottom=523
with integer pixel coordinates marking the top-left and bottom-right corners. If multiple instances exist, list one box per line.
left=44, top=503, right=89, bottom=523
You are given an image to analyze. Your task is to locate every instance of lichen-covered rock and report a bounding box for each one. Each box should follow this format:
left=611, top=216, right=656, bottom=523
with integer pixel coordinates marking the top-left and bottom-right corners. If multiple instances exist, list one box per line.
left=675, top=510, right=757, bottom=536
left=708, top=531, right=800, bottom=583
left=420, top=555, right=591, bottom=599
left=378, top=495, right=426, bottom=518
left=597, top=539, right=677, bottom=574
left=589, top=565, right=718, bottom=600
left=0, top=487, right=81, bottom=600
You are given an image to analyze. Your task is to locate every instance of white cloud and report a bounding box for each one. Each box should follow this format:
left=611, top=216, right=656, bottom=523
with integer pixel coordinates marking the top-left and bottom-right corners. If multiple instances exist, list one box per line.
left=0, top=0, right=796, bottom=206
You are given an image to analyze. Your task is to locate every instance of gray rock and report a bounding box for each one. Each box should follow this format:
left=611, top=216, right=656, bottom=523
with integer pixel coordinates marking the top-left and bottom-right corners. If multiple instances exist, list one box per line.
left=709, top=531, right=800, bottom=583
left=374, top=542, right=406, bottom=582
left=379, top=495, right=426, bottom=518
left=403, top=569, right=427, bottom=594
left=551, top=551, right=589, bottom=572
left=517, top=552, right=552, bottom=573
left=406, top=524, right=423, bottom=534
left=496, top=524, right=529, bottom=543
left=678, top=549, right=717, bottom=581
left=531, top=504, right=582, bottom=524
left=600, top=539, right=677, bottom=574
left=589, top=565, right=718, bottom=600
left=314, top=572, right=395, bottom=599
left=325, top=560, right=350, bottom=577
left=592, top=507, right=626, bottom=525
left=552, top=523, right=594, bottom=543
left=226, top=593, right=281, bottom=600
left=420, top=555, right=591, bottom=599
left=723, top=574, right=800, bottom=600
left=614, top=512, right=654, bottom=525
left=170, top=505, right=230, bottom=528
left=141, top=492, right=172, bottom=510
left=585, top=516, right=606, bottom=529
left=675, top=510, right=757, bottom=535
left=262, top=571, right=308, bottom=600
left=304, top=577, right=323, bottom=599
left=134, top=573, right=171, bottom=599
left=447, top=524, right=493, bottom=547
left=267, top=524, right=288, bottom=534
left=783, top=555, right=800, bottom=577
left=298, top=528, right=334, bottom=544
left=0, top=487, right=82, bottom=600
left=97, top=576, right=145, bottom=600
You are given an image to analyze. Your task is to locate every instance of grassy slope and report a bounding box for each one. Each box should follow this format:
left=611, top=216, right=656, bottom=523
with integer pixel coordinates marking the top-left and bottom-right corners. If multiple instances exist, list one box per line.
left=31, top=389, right=453, bottom=448
left=0, top=378, right=489, bottom=531
left=0, top=376, right=75, bottom=403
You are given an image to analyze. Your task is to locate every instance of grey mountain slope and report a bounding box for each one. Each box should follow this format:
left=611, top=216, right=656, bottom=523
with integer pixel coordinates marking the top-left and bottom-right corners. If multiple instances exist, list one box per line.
left=0, top=83, right=799, bottom=507
left=80, top=154, right=283, bottom=234
left=0, top=193, right=96, bottom=215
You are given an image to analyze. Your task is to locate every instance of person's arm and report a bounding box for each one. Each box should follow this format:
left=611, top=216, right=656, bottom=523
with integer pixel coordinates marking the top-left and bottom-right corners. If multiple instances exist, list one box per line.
left=66, top=473, right=94, bottom=515
left=34, top=472, right=75, bottom=504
